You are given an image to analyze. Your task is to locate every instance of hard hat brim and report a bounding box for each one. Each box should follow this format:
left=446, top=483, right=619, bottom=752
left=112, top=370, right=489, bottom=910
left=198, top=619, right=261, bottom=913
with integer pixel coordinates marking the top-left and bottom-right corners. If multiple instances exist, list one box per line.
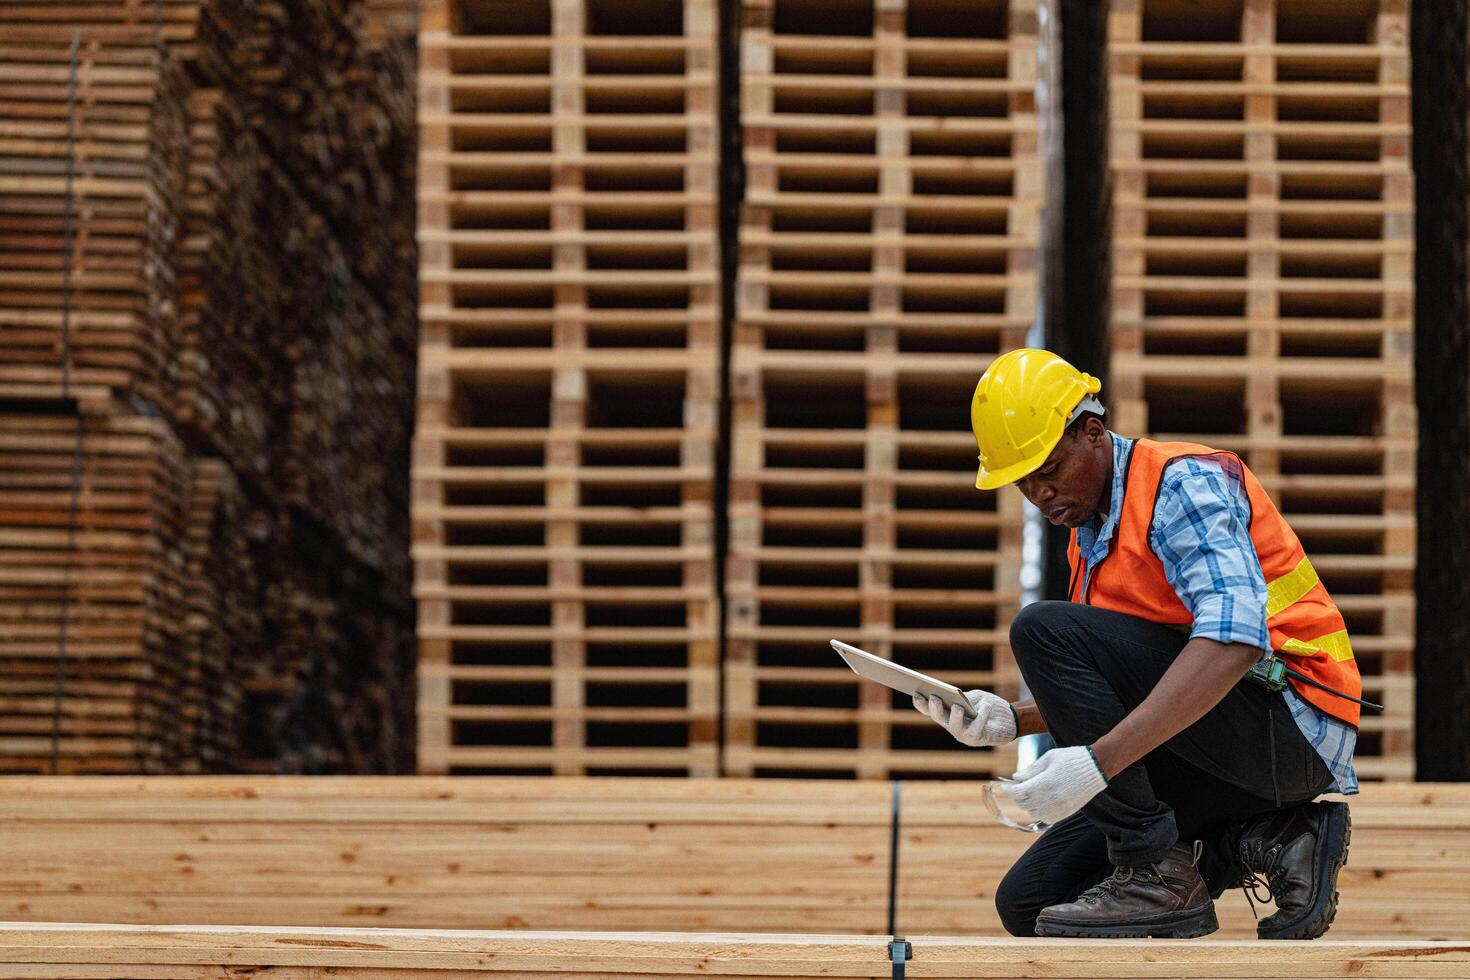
left=974, top=437, right=1061, bottom=490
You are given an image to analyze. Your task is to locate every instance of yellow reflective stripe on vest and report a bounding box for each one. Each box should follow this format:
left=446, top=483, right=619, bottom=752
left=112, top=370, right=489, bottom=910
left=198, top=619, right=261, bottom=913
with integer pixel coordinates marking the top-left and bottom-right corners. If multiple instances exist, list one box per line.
left=1266, top=555, right=1320, bottom=618
left=1280, top=630, right=1355, bottom=663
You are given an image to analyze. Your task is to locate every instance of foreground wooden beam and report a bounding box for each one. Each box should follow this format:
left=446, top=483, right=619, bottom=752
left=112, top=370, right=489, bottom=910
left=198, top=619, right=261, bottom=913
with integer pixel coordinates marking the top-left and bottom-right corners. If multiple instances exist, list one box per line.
left=3, top=778, right=1469, bottom=939
left=0, top=924, right=1466, bottom=979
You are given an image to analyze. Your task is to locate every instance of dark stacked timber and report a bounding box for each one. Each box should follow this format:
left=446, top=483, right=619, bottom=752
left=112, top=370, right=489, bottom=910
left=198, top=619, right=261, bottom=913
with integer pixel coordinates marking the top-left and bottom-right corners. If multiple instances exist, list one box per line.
left=237, top=510, right=413, bottom=775
left=173, top=94, right=281, bottom=490
left=177, top=458, right=257, bottom=773
left=0, top=0, right=417, bottom=774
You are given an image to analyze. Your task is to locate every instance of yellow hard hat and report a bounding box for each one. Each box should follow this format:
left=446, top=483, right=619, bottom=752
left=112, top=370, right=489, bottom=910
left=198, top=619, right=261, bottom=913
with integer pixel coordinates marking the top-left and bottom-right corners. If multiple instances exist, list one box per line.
left=971, top=348, right=1102, bottom=490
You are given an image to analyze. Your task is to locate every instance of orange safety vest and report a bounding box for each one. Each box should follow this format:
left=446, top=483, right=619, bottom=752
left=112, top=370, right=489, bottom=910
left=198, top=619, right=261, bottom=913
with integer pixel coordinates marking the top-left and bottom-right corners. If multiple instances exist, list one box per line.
left=1066, top=438, right=1362, bottom=727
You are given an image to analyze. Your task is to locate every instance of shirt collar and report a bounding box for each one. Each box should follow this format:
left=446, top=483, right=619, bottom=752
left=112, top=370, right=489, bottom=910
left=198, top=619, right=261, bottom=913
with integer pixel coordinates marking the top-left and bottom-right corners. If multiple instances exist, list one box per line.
left=1076, top=430, right=1134, bottom=553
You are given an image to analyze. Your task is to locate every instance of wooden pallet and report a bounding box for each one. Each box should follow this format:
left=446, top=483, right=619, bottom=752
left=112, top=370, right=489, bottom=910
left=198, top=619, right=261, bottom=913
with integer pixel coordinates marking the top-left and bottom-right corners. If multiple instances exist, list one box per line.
left=0, top=777, right=1464, bottom=939
left=1107, top=0, right=1413, bottom=779
left=414, top=0, right=721, bottom=776
left=726, top=0, right=1040, bottom=779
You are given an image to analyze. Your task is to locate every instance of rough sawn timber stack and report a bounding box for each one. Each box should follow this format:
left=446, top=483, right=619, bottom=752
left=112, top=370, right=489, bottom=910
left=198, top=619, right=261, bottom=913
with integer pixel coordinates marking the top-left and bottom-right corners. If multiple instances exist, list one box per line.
left=0, top=0, right=418, bottom=775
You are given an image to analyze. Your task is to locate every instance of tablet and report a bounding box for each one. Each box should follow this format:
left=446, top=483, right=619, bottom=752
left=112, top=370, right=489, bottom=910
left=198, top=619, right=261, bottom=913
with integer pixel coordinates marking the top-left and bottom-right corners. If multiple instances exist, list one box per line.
left=829, top=639, right=974, bottom=720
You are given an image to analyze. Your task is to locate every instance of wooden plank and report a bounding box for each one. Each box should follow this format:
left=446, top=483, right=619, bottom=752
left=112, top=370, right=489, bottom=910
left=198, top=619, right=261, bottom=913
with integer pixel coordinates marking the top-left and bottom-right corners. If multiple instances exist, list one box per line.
left=10, top=924, right=1466, bottom=979
left=0, top=778, right=1462, bottom=938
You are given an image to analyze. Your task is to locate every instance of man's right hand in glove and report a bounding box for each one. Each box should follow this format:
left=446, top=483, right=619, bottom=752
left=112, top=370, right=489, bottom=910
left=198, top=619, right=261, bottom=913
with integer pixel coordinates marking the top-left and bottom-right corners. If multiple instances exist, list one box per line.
left=912, top=689, right=1018, bottom=747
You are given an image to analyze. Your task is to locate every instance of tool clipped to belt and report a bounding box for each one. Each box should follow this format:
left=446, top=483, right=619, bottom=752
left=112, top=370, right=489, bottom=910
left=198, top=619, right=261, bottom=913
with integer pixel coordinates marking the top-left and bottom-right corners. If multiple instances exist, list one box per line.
left=1244, top=654, right=1383, bottom=714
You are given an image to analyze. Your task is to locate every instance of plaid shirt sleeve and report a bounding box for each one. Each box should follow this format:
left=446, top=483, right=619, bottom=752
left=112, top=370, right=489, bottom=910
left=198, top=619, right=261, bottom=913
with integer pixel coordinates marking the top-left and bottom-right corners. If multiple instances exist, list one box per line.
left=1147, top=455, right=1271, bottom=652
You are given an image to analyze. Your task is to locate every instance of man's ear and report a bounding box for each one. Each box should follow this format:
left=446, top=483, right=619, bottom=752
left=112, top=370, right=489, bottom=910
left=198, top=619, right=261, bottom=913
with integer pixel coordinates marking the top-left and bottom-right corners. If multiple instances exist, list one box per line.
left=1086, top=416, right=1107, bottom=445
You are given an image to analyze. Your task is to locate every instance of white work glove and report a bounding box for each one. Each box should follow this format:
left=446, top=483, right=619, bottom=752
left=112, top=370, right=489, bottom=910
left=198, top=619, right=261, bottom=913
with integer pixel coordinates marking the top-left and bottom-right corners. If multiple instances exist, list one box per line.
left=1002, top=745, right=1109, bottom=825
left=911, top=690, right=1017, bottom=747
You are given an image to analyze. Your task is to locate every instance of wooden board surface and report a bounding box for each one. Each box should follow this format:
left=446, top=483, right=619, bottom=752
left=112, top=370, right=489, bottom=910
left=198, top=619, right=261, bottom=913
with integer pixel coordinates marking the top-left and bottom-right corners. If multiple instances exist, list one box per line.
left=0, top=923, right=1467, bottom=979
left=0, top=777, right=1464, bottom=940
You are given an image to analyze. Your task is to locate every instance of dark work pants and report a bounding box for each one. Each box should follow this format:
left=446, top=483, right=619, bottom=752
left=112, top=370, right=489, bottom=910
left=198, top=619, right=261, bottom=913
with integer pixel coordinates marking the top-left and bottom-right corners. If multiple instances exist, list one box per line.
left=994, top=600, right=1333, bottom=937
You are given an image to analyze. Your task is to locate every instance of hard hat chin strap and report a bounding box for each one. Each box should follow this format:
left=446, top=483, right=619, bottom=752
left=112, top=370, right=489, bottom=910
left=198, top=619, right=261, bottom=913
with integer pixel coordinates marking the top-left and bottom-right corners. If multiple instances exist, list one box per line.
left=1066, top=394, right=1106, bottom=427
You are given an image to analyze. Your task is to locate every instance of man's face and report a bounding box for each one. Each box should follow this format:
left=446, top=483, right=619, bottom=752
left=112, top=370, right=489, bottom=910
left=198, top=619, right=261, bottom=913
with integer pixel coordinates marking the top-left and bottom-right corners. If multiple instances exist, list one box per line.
left=1014, top=418, right=1111, bottom=527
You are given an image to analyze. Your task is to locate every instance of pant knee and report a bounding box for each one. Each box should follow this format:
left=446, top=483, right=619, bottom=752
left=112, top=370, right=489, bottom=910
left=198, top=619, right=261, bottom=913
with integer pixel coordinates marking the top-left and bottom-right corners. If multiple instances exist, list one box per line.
left=993, top=863, right=1041, bottom=937
left=1009, top=599, right=1073, bottom=669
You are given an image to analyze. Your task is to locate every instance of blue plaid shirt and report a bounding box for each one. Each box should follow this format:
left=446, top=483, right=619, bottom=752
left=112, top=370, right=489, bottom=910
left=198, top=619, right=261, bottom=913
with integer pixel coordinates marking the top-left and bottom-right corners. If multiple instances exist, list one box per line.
left=1074, top=433, right=1358, bottom=795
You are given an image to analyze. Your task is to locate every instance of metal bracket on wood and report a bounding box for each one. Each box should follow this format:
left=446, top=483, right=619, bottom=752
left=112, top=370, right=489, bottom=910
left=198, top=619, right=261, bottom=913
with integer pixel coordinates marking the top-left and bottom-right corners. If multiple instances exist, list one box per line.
left=888, top=938, right=913, bottom=980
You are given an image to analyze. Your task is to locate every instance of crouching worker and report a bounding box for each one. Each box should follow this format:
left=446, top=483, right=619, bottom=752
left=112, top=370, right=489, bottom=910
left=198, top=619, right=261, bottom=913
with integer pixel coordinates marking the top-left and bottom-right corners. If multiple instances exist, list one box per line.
left=915, top=348, right=1362, bottom=940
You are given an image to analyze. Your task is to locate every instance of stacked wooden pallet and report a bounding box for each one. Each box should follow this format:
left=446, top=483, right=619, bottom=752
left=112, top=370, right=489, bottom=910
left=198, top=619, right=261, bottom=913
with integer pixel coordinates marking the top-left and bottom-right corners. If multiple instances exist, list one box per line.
left=724, top=0, right=1039, bottom=778
left=0, top=777, right=1465, bottom=939
left=414, top=0, right=721, bottom=775
left=1108, top=0, right=1415, bottom=778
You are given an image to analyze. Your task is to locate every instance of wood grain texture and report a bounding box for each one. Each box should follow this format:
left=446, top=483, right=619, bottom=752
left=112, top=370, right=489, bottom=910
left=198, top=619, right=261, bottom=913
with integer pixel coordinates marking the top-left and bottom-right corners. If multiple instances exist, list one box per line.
left=0, top=777, right=1464, bottom=940
left=0, top=924, right=1466, bottom=978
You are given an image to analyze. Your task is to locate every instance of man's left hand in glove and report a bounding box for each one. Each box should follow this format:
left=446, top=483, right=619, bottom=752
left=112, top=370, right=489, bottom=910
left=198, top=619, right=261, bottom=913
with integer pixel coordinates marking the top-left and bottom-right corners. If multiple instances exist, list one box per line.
left=1004, top=745, right=1109, bottom=825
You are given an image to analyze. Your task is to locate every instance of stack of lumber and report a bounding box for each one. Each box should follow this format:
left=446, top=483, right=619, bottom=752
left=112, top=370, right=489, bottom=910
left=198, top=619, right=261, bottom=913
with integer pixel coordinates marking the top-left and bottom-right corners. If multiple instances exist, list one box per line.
left=364, top=0, right=419, bottom=47
left=1, top=927, right=1467, bottom=980
left=242, top=513, right=415, bottom=774
left=0, top=777, right=1465, bottom=940
left=724, top=0, right=1039, bottom=779
left=414, top=0, right=721, bottom=775
left=0, top=33, right=188, bottom=410
left=0, top=0, right=417, bottom=774
left=176, top=459, right=256, bottom=773
left=172, top=94, right=281, bottom=491
left=1108, top=0, right=1415, bottom=778
left=0, top=414, right=189, bottom=773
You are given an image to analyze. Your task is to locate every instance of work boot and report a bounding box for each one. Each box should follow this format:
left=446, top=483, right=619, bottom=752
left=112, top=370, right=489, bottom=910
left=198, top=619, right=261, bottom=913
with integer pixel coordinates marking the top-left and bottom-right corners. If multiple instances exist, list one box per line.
left=1235, top=800, right=1351, bottom=940
left=1034, top=841, right=1218, bottom=939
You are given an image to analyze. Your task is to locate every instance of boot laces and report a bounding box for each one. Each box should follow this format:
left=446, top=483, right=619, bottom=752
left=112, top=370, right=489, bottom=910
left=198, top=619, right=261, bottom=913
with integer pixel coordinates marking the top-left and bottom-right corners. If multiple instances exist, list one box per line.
left=1076, top=864, right=1160, bottom=904
left=1237, top=836, right=1289, bottom=920
left=1077, top=841, right=1201, bottom=905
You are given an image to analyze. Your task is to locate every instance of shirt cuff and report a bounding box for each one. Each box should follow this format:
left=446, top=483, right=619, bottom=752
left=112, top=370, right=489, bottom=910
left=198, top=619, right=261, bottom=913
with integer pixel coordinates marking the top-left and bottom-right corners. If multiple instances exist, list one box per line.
left=1189, top=592, right=1270, bottom=652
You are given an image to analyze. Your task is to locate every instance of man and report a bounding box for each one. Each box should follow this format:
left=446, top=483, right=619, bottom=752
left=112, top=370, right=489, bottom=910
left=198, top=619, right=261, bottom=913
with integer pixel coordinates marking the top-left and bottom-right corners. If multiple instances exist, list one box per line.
left=913, top=348, right=1360, bottom=940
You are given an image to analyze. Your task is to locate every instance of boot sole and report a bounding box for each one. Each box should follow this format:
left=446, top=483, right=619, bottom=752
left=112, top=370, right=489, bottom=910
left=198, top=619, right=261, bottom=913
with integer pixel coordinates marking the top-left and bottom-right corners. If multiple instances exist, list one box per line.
left=1258, top=801, right=1351, bottom=941
left=1036, top=903, right=1219, bottom=940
